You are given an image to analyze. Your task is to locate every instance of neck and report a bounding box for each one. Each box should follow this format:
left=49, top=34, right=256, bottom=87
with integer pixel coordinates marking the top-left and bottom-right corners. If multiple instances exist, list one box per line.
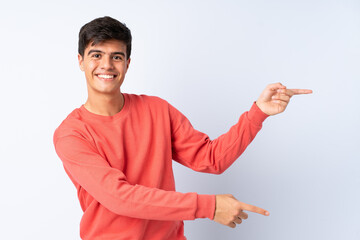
left=84, top=90, right=124, bottom=116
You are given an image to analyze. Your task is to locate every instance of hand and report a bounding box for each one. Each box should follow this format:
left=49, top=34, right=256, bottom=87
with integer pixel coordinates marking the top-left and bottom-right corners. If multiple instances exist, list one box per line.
left=256, top=82, right=313, bottom=116
left=213, top=194, right=269, bottom=228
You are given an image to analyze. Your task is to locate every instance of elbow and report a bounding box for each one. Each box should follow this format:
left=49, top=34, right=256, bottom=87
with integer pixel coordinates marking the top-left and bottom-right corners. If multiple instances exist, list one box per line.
left=213, top=167, right=226, bottom=175
left=201, top=164, right=226, bottom=175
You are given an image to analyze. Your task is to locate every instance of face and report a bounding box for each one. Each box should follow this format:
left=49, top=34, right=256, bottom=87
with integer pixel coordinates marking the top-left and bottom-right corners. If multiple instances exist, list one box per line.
left=78, top=39, right=131, bottom=95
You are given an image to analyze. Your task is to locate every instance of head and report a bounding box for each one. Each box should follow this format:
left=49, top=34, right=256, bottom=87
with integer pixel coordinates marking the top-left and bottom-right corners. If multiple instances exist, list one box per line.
left=78, top=16, right=132, bottom=60
left=78, top=16, right=132, bottom=96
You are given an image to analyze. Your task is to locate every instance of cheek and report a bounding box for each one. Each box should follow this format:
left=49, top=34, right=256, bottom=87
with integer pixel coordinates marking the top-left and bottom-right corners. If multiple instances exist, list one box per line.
left=85, top=62, right=97, bottom=74
left=118, top=64, right=128, bottom=73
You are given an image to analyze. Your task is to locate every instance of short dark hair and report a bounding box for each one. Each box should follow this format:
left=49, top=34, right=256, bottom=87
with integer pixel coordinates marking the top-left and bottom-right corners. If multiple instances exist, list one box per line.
left=78, top=16, right=132, bottom=59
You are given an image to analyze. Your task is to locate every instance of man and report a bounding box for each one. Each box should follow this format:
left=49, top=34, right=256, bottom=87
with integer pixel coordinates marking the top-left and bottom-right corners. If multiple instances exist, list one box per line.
left=53, top=16, right=312, bottom=240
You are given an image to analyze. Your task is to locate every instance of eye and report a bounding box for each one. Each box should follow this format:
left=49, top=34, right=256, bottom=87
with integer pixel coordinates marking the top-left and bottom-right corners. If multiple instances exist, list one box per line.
left=113, top=55, right=123, bottom=60
left=92, top=54, right=101, bottom=58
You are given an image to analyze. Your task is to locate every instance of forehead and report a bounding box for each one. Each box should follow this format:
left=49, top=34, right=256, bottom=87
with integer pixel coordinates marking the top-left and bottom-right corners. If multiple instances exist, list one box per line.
left=85, top=39, right=127, bottom=53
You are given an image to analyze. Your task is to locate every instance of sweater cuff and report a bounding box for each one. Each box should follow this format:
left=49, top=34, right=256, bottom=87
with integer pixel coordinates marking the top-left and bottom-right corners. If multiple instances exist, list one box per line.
left=247, top=102, right=269, bottom=126
left=196, top=194, right=216, bottom=220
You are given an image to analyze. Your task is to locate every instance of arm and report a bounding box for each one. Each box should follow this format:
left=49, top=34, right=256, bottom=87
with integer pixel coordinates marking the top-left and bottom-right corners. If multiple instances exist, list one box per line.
left=213, top=83, right=312, bottom=228
left=170, top=83, right=312, bottom=174
left=169, top=101, right=268, bottom=174
left=54, top=134, right=215, bottom=221
left=170, top=83, right=312, bottom=227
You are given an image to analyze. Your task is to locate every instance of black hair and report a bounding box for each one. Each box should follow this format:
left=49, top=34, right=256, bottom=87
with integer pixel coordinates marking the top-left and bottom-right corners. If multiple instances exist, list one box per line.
left=78, top=16, right=132, bottom=59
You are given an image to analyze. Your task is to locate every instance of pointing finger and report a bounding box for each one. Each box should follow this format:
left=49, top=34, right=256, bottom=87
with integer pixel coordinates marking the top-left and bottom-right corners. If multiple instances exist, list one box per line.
left=239, top=202, right=270, bottom=216
left=288, top=89, right=313, bottom=95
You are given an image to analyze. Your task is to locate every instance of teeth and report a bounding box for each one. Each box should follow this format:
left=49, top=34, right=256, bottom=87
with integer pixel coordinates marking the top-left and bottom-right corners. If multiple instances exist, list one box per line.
left=98, top=74, right=114, bottom=79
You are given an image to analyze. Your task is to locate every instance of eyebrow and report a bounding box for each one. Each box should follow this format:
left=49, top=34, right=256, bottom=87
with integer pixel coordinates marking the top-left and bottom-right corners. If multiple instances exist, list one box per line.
left=87, top=49, right=126, bottom=57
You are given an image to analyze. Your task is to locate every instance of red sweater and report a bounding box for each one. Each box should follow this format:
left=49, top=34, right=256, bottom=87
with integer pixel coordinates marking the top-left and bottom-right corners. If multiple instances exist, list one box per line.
left=53, top=93, right=268, bottom=240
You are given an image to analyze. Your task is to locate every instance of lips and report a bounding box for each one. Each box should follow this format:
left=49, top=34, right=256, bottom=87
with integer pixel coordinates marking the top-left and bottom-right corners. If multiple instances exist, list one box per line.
left=96, top=74, right=117, bottom=81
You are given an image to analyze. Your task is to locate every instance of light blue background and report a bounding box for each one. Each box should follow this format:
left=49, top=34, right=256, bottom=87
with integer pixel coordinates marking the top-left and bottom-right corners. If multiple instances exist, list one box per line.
left=0, top=0, right=359, bottom=239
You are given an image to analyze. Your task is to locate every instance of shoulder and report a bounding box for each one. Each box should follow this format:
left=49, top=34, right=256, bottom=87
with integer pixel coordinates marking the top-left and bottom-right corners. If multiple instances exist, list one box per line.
left=53, top=107, right=89, bottom=145
left=126, top=93, right=184, bottom=118
left=125, top=93, right=170, bottom=109
left=126, top=93, right=168, bottom=104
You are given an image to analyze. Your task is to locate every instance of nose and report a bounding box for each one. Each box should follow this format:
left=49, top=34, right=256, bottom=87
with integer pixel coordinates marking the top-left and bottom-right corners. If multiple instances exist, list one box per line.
left=100, top=55, right=114, bottom=70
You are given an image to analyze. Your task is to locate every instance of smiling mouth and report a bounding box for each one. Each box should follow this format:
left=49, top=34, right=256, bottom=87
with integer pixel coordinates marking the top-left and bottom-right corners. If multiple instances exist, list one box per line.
left=96, top=74, right=117, bottom=81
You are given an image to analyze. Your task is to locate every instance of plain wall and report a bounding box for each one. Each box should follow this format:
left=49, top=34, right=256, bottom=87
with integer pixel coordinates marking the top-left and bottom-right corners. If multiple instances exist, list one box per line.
left=0, top=0, right=359, bottom=239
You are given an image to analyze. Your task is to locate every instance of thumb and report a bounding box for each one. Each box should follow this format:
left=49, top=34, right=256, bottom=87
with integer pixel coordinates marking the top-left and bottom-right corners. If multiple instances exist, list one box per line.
left=259, top=82, right=286, bottom=101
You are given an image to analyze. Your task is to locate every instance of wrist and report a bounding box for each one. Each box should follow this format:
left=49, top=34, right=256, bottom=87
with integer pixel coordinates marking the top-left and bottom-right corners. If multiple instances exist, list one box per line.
left=255, top=101, right=272, bottom=116
left=196, top=194, right=216, bottom=220
left=249, top=102, right=270, bottom=125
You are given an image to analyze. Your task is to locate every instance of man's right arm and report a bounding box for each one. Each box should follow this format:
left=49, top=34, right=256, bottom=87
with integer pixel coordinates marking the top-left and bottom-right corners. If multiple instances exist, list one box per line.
left=54, top=133, right=215, bottom=221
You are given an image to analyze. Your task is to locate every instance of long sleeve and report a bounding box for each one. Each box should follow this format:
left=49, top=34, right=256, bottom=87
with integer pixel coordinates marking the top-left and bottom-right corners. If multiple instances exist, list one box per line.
left=53, top=94, right=262, bottom=239
left=54, top=134, right=215, bottom=221
left=170, top=102, right=269, bottom=174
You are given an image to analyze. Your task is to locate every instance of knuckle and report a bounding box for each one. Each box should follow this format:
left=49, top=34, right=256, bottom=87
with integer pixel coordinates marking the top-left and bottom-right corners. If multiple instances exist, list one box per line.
left=224, top=193, right=233, bottom=199
left=231, top=210, right=239, bottom=217
left=234, top=201, right=242, bottom=209
left=235, top=209, right=242, bottom=215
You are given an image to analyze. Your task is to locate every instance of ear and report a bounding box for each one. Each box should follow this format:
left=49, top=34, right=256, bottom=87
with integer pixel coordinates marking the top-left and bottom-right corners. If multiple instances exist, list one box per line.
left=78, top=54, right=84, bottom=71
left=125, top=57, right=131, bottom=73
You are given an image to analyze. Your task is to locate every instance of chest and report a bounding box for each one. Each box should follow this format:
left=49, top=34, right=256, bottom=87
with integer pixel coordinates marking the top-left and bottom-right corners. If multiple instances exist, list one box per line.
left=86, top=111, right=173, bottom=175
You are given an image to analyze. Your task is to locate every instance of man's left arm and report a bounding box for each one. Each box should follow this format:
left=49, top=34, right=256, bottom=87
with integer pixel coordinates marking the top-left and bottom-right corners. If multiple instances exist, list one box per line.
left=170, top=82, right=312, bottom=174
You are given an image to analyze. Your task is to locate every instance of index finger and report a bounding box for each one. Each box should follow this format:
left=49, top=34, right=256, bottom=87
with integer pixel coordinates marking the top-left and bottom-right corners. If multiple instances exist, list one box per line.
left=239, top=202, right=270, bottom=216
left=288, top=89, right=313, bottom=95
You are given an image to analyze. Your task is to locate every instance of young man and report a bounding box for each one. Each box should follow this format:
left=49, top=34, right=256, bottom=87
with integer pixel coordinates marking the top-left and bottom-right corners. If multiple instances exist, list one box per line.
left=53, top=16, right=312, bottom=240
